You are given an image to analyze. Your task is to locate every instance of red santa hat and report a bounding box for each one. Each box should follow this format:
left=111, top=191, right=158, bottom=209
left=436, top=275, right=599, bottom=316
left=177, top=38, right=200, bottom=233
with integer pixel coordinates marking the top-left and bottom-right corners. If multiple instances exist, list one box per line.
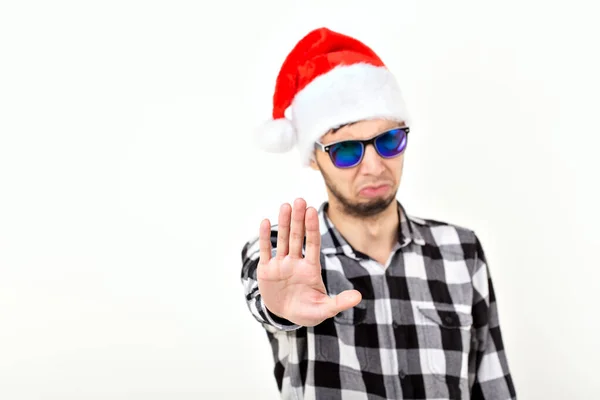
left=254, top=27, right=411, bottom=166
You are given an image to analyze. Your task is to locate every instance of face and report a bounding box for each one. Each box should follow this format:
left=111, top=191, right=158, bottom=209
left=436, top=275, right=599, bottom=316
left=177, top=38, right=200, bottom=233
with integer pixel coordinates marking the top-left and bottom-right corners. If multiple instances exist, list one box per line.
left=310, top=119, right=407, bottom=218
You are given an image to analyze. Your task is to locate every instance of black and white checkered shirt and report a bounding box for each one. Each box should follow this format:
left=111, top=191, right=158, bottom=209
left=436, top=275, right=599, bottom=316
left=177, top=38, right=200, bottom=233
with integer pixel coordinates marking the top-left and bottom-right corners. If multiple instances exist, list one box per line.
left=241, top=202, right=516, bottom=399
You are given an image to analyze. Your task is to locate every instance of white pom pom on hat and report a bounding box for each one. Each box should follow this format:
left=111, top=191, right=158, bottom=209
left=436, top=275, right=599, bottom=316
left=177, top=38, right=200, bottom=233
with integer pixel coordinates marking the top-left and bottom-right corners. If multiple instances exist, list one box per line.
left=254, top=27, right=411, bottom=166
left=253, top=117, right=296, bottom=153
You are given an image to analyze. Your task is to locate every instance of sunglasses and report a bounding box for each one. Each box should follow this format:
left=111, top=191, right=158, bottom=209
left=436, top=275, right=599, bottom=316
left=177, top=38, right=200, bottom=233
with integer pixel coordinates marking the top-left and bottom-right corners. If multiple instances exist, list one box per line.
left=314, top=126, right=409, bottom=168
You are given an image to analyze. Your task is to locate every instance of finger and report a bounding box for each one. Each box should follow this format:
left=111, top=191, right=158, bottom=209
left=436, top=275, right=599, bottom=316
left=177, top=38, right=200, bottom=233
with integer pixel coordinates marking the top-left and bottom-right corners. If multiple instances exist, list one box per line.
left=323, top=290, right=362, bottom=319
left=258, top=218, right=272, bottom=266
left=288, top=198, right=307, bottom=258
left=276, top=203, right=292, bottom=259
left=304, top=207, right=321, bottom=265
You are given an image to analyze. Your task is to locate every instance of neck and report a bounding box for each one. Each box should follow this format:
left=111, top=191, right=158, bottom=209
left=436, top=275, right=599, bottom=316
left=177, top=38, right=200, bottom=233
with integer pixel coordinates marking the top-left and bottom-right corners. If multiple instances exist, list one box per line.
left=326, top=199, right=400, bottom=264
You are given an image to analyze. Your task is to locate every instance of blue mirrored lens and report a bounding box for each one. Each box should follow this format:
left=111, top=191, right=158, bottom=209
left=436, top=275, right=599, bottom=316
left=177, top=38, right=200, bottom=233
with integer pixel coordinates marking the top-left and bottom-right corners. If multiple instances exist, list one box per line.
left=375, top=128, right=407, bottom=157
left=330, top=141, right=363, bottom=168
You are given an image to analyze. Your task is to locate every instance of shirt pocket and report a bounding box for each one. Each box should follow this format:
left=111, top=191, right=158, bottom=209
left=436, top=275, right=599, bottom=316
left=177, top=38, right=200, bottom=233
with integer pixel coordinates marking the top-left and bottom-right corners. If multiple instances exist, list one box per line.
left=416, top=306, right=473, bottom=381
left=324, top=304, right=375, bottom=374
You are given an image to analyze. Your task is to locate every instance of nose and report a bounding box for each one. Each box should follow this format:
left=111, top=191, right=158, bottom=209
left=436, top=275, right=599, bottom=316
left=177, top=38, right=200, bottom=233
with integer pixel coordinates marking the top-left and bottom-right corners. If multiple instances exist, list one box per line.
left=359, top=144, right=385, bottom=174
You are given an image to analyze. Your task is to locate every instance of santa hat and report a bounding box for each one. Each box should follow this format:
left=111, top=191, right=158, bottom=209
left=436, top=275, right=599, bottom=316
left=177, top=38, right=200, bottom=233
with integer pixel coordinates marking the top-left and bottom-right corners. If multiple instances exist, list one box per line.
left=254, top=27, right=411, bottom=166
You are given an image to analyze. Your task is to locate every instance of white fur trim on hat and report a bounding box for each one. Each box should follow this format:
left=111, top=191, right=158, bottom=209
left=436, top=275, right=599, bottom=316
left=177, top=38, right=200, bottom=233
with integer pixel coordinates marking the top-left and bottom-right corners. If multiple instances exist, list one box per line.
left=291, top=63, right=410, bottom=166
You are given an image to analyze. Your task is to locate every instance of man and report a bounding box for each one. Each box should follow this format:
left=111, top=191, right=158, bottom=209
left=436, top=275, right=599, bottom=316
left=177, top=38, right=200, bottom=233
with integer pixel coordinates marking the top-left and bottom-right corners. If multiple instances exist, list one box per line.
left=240, top=27, right=516, bottom=400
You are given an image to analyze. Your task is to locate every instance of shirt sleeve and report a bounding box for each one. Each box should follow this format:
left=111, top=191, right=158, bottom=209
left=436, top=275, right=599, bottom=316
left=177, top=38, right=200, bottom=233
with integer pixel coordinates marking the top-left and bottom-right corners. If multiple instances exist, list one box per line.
left=240, top=234, right=301, bottom=332
left=470, top=235, right=517, bottom=399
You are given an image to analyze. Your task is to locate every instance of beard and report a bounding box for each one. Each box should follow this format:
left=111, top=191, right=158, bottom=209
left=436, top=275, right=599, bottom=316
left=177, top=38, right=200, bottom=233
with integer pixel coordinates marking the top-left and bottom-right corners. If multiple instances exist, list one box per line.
left=319, top=166, right=397, bottom=218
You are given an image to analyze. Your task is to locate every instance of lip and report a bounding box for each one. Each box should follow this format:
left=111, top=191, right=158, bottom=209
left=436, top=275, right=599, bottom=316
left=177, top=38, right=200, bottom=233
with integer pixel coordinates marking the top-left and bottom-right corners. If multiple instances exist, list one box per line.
left=358, top=184, right=392, bottom=197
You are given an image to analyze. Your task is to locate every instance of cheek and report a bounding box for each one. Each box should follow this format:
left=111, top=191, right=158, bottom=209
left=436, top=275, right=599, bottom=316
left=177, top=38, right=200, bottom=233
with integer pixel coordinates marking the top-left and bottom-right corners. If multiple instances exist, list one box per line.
left=397, top=157, right=405, bottom=172
left=329, top=168, right=358, bottom=192
left=316, top=151, right=331, bottom=167
left=388, top=157, right=405, bottom=181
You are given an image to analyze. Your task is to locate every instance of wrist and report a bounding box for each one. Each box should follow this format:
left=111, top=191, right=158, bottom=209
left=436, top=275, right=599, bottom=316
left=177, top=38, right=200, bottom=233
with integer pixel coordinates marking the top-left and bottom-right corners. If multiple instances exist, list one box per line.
left=265, top=306, right=292, bottom=324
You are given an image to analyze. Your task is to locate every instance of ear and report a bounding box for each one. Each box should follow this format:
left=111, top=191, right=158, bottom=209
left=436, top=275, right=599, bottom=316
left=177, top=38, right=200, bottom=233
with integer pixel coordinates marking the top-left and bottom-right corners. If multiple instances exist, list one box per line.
left=309, top=154, right=320, bottom=171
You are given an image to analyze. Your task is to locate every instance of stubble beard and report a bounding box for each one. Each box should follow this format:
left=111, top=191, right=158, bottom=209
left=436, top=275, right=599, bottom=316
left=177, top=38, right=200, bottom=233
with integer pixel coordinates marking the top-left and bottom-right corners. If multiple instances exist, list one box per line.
left=321, top=170, right=397, bottom=219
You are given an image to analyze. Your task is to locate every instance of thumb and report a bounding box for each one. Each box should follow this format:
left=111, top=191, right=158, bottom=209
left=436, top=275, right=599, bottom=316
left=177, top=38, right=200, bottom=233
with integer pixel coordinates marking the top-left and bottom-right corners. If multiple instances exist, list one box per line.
left=323, top=289, right=362, bottom=318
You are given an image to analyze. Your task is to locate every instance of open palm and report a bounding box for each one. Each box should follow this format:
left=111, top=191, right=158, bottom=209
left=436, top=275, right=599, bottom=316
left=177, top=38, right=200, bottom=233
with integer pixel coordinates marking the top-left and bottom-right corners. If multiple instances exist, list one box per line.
left=257, top=198, right=362, bottom=327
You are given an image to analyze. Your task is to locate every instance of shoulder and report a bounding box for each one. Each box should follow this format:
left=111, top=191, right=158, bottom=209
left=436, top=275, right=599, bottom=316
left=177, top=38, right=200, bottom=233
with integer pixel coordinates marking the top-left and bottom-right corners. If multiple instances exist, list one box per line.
left=409, top=214, right=477, bottom=242
left=407, top=215, right=489, bottom=280
left=406, top=214, right=484, bottom=260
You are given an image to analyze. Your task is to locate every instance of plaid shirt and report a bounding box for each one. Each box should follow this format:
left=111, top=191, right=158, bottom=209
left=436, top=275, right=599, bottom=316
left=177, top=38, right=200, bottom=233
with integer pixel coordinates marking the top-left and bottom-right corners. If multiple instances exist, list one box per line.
left=241, top=202, right=516, bottom=400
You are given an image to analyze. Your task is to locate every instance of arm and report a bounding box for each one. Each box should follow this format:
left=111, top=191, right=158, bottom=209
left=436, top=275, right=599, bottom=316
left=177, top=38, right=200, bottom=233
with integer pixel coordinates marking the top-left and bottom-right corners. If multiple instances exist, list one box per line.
left=470, top=235, right=517, bottom=399
left=240, top=233, right=301, bottom=332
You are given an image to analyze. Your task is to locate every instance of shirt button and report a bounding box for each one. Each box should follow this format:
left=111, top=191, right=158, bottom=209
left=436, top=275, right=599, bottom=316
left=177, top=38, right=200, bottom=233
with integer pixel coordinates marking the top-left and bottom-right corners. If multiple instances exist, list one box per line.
left=399, top=370, right=407, bottom=379
left=392, top=322, right=398, bottom=328
left=444, top=316, right=454, bottom=324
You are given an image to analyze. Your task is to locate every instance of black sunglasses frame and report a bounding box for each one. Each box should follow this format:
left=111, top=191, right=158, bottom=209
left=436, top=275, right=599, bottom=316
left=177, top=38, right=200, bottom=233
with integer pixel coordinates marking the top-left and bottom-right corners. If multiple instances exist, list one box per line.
left=314, top=126, right=410, bottom=169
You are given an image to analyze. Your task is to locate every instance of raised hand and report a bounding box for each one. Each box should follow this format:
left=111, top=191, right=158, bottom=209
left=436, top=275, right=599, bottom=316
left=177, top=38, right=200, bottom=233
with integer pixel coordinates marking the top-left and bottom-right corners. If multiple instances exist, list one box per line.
left=257, top=198, right=362, bottom=327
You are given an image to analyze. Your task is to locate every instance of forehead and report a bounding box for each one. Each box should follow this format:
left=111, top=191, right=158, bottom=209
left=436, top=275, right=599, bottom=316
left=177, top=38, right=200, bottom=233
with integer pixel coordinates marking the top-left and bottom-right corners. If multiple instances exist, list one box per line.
left=320, top=118, right=405, bottom=144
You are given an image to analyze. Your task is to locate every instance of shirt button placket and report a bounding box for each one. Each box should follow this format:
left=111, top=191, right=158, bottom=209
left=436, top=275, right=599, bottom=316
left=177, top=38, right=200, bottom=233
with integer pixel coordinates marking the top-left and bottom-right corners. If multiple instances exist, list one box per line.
left=379, top=262, right=402, bottom=398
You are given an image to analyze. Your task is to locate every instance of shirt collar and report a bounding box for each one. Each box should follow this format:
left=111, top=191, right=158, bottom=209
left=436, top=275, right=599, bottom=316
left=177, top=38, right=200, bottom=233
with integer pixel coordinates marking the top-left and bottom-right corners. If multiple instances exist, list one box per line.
left=317, top=201, right=425, bottom=259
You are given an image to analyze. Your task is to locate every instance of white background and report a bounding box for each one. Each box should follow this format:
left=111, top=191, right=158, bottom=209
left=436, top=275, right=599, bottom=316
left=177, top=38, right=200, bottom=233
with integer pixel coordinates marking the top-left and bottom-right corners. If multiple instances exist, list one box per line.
left=1, top=1, right=599, bottom=399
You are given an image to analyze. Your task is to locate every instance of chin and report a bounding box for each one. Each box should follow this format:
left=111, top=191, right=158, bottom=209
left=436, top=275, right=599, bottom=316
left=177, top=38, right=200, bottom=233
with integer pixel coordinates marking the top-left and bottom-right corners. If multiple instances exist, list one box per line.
left=341, top=193, right=396, bottom=218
